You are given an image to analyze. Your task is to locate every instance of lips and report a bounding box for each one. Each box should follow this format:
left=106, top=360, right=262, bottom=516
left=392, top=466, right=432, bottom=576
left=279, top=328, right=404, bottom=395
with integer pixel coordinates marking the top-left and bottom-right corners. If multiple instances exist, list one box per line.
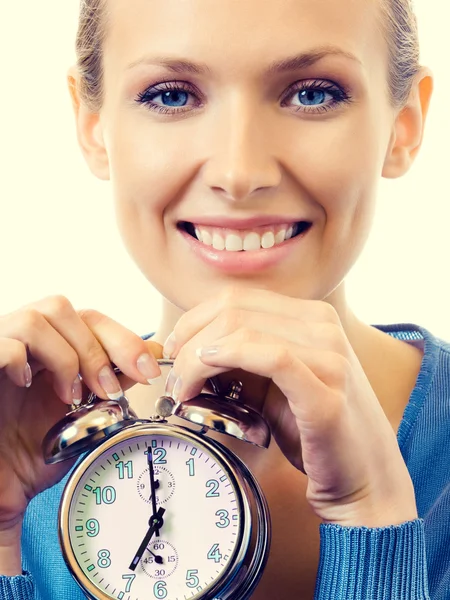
left=178, top=218, right=313, bottom=273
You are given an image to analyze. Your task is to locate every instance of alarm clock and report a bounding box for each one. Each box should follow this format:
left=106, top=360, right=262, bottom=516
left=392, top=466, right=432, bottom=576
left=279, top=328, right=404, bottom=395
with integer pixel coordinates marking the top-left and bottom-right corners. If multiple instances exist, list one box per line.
left=43, top=359, right=271, bottom=600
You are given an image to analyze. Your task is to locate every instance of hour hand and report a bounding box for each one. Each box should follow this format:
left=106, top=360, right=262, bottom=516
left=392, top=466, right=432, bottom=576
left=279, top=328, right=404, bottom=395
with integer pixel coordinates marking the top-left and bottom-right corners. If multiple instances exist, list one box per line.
left=129, top=506, right=165, bottom=571
left=148, top=449, right=160, bottom=536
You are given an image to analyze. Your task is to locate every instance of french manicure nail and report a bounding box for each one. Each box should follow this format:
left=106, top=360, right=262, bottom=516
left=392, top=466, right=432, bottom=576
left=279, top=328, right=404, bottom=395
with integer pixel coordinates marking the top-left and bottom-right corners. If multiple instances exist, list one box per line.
left=72, top=375, right=82, bottom=405
left=172, top=376, right=183, bottom=402
left=196, top=346, right=220, bottom=358
left=24, top=362, right=32, bottom=388
left=165, top=368, right=178, bottom=396
left=98, top=365, right=123, bottom=400
left=137, top=353, right=162, bottom=385
left=163, top=332, right=176, bottom=359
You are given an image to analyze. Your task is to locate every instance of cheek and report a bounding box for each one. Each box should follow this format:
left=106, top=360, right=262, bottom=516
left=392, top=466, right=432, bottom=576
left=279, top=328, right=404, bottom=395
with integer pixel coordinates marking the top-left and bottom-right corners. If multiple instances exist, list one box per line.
left=284, top=113, right=386, bottom=221
left=107, top=115, right=199, bottom=235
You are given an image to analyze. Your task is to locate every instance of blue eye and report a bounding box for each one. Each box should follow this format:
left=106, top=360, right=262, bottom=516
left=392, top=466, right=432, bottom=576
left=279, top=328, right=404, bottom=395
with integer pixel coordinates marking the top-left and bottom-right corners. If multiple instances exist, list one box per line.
left=136, top=79, right=351, bottom=115
left=283, top=80, right=351, bottom=113
left=157, top=90, right=190, bottom=108
left=298, top=89, right=327, bottom=106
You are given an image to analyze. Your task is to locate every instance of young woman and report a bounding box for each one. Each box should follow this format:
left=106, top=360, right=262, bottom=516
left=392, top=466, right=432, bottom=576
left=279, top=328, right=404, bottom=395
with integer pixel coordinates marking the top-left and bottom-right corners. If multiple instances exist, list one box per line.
left=0, top=0, right=444, bottom=598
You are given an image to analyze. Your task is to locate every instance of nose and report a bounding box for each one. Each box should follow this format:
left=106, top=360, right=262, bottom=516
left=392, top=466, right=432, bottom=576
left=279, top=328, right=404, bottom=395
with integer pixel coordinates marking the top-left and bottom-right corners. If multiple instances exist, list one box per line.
left=201, top=101, right=282, bottom=203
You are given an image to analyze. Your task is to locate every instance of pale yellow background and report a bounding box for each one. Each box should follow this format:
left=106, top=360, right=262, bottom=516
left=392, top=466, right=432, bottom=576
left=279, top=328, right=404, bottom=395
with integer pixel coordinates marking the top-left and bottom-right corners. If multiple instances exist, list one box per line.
left=0, top=2, right=448, bottom=339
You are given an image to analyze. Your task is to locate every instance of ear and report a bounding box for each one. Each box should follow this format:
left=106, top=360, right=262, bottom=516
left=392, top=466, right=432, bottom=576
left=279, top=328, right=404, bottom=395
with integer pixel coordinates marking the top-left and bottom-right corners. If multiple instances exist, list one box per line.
left=67, top=66, right=110, bottom=181
left=382, top=66, right=434, bottom=179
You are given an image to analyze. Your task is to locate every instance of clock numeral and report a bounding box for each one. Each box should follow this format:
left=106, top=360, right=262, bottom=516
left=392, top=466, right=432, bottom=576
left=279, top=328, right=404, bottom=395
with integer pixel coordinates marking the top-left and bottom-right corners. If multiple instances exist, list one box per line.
left=116, top=460, right=133, bottom=479
left=207, top=543, right=222, bottom=563
left=186, top=569, right=200, bottom=588
left=154, top=580, right=167, bottom=598
left=186, top=457, right=195, bottom=477
left=93, top=486, right=116, bottom=505
left=205, top=479, right=220, bottom=497
left=215, top=509, right=230, bottom=528
left=86, top=519, right=100, bottom=537
left=121, top=574, right=135, bottom=592
left=97, top=549, right=111, bottom=568
left=153, top=448, right=167, bottom=464
left=153, top=542, right=165, bottom=550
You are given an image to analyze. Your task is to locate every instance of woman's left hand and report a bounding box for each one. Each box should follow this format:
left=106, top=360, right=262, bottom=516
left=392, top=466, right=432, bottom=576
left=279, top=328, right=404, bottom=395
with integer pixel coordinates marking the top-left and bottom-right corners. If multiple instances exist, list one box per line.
left=162, top=286, right=418, bottom=527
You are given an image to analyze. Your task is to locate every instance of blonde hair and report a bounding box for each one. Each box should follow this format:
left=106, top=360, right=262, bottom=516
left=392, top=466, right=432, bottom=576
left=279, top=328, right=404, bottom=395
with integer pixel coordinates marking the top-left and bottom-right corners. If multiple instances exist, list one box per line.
left=75, top=0, right=421, bottom=112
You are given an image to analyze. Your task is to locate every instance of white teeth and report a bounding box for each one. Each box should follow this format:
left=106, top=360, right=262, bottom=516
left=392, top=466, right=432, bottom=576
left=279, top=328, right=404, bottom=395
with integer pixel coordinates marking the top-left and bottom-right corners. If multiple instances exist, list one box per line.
left=275, top=229, right=287, bottom=244
left=193, top=223, right=300, bottom=251
left=243, top=232, right=260, bottom=251
left=226, top=234, right=243, bottom=252
left=200, top=229, right=212, bottom=245
left=212, top=233, right=226, bottom=250
left=261, top=232, right=275, bottom=249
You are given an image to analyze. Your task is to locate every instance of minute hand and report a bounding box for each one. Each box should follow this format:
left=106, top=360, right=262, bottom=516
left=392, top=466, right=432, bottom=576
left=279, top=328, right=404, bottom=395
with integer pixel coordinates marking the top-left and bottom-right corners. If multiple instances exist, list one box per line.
left=129, top=506, right=165, bottom=571
left=148, top=448, right=160, bottom=536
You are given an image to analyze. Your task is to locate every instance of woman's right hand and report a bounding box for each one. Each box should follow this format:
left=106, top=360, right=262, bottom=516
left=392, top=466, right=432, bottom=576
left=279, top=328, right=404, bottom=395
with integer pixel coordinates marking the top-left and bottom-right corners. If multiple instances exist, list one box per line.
left=0, top=295, right=162, bottom=532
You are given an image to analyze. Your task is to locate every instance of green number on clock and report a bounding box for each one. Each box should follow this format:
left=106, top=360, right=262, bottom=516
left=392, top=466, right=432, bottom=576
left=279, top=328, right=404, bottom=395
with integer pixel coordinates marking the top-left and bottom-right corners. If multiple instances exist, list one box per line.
left=205, top=479, right=220, bottom=497
left=93, top=486, right=116, bottom=505
left=121, top=574, right=135, bottom=592
left=153, top=448, right=167, bottom=464
left=86, top=519, right=99, bottom=537
left=97, top=549, right=111, bottom=568
left=186, top=569, right=200, bottom=587
left=154, top=580, right=167, bottom=598
left=207, top=544, right=222, bottom=563
left=186, top=457, right=195, bottom=476
left=116, top=460, right=133, bottom=479
left=215, top=509, right=230, bottom=528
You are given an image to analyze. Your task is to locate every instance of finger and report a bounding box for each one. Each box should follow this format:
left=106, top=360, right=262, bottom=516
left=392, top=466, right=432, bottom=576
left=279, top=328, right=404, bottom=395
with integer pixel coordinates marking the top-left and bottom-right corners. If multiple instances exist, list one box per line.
left=0, top=310, right=83, bottom=405
left=109, top=340, right=164, bottom=392
left=165, top=287, right=340, bottom=357
left=30, top=296, right=161, bottom=398
left=0, top=337, right=31, bottom=388
left=78, top=309, right=162, bottom=392
left=168, top=329, right=347, bottom=410
left=177, top=309, right=347, bottom=363
left=2, top=297, right=159, bottom=405
left=195, top=335, right=331, bottom=414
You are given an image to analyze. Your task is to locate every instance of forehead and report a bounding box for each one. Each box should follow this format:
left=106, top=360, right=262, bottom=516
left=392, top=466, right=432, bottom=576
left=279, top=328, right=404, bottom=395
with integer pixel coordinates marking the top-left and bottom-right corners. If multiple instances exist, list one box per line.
left=104, top=0, right=386, bottom=81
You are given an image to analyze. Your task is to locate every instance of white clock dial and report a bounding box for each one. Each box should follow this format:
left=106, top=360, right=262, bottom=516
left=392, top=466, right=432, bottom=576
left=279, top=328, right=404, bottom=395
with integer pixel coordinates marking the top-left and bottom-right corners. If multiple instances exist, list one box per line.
left=65, top=430, right=248, bottom=600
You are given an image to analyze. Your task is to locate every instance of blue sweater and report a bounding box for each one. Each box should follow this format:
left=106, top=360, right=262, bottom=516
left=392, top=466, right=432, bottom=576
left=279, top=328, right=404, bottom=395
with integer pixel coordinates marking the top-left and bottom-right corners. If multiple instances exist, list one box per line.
left=1, top=322, right=449, bottom=600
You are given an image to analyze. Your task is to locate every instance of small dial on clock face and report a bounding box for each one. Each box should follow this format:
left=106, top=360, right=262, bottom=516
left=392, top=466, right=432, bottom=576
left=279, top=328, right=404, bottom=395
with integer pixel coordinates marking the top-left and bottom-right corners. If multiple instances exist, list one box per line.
left=137, top=465, right=175, bottom=504
left=67, top=432, right=245, bottom=600
left=141, top=539, right=179, bottom=579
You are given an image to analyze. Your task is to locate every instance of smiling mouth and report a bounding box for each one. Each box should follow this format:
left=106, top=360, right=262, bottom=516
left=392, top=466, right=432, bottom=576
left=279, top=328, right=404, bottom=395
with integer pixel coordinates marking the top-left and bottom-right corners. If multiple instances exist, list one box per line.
left=179, top=221, right=312, bottom=252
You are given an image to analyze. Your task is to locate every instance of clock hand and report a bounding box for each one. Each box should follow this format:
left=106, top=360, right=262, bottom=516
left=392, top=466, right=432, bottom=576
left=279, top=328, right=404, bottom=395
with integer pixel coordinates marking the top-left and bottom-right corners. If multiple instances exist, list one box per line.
left=147, top=449, right=160, bottom=536
left=149, top=549, right=164, bottom=564
left=129, top=506, right=165, bottom=571
left=150, top=479, right=160, bottom=496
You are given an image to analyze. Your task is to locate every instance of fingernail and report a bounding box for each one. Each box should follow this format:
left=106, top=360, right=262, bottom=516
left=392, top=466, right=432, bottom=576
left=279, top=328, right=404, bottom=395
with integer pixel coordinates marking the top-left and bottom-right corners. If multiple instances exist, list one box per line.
left=98, top=365, right=123, bottom=400
left=172, top=376, right=183, bottom=402
left=72, top=375, right=82, bottom=405
left=137, top=353, right=162, bottom=385
left=24, top=362, right=32, bottom=388
left=196, top=346, right=220, bottom=358
left=164, top=368, right=178, bottom=396
left=163, top=332, right=176, bottom=359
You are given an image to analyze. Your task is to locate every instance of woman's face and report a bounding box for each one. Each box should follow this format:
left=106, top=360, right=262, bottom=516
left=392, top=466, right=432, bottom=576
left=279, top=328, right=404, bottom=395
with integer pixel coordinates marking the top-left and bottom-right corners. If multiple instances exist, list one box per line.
left=97, top=0, right=396, bottom=309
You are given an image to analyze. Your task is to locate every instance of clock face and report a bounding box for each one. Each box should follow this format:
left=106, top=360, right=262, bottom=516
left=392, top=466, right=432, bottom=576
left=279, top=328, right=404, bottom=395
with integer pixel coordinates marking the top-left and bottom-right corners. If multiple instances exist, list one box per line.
left=64, top=428, right=248, bottom=600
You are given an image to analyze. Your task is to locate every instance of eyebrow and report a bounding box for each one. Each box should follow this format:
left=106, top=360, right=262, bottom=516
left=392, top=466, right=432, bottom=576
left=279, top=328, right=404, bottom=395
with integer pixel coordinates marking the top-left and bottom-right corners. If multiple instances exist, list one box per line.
left=126, top=45, right=362, bottom=75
